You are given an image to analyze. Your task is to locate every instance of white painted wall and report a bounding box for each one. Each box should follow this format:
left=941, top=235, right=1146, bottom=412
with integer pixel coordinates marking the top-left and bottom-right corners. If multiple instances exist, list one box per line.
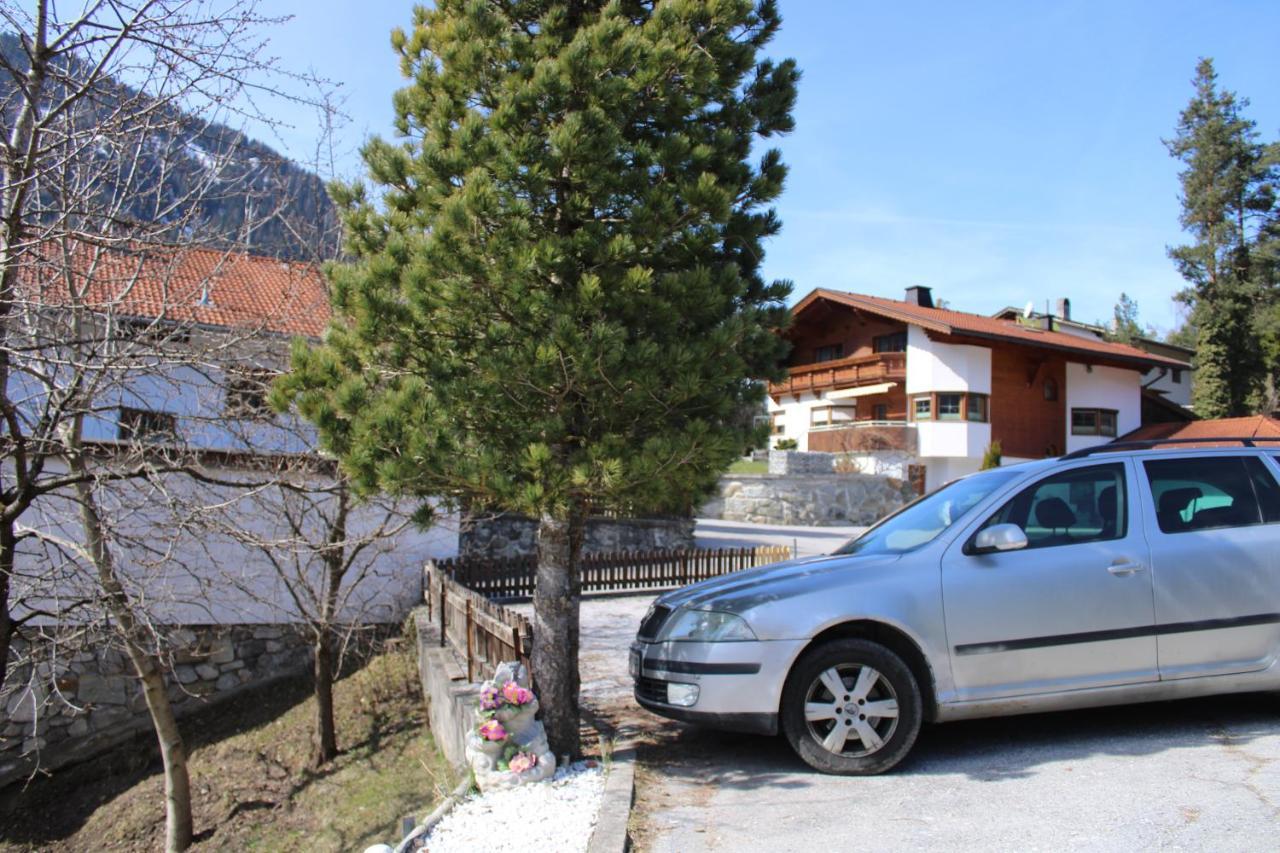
left=905, top=325, right=992, bottom=395
left=13, top=461, right=460, bottom=626
left=1143, top=366, right=1192, bottom=408
left=1064, top=362, right=1142, bottom=452
left=916, top=421, right=991, bottom=460
left=767, top=392, right=834, bottom=451
left=921, top=456, right=983, bottom=492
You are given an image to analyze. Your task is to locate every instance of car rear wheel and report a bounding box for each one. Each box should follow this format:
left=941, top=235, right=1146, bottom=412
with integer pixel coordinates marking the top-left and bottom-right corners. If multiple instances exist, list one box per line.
left=781, top=639, right=922, bottom=775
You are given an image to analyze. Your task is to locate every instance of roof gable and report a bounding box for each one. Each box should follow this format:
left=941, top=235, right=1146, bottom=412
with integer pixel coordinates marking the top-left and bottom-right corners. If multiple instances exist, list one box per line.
left=793, top=288, right=1190, bottom=370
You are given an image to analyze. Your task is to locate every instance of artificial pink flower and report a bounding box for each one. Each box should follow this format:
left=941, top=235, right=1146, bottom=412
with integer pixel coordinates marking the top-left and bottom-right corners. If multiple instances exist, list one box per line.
left=478, top=720, right=507, bottom=742
left=502, top=681, right=533, bottom=705
left=508, top=752, right=537, bottom=774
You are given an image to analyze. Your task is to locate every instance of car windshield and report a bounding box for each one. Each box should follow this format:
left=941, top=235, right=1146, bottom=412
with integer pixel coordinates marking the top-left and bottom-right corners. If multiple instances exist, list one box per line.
left=833, top=468, right=1021, bottom=556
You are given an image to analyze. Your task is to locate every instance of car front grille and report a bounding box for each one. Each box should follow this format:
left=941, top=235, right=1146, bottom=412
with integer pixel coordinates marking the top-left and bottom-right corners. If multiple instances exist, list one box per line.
left=638, top=604, right=672, bottom=640
left=635, top=675, right=668, bottom=705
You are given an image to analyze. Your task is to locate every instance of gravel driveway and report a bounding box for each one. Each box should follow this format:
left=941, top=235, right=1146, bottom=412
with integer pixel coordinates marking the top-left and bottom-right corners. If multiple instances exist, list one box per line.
left=573, top=594, right=1280, bottom=852
left=553, top=520, right=1280, bottom=852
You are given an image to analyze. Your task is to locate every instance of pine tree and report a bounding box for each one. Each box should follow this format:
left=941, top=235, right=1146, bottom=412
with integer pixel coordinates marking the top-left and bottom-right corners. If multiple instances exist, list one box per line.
left=1165, top=58, right=1278, bottom=417
left=1104, top=293, right=1144, bottom=344
left=276, top=0, right=798, bottom=757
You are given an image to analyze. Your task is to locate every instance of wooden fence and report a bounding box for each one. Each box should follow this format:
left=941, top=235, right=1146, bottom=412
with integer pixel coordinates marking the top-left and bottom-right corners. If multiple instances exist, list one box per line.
left=424, top=544, right=793, bottom=683
left=437, top=544, right=794, bottom=600
left=425, top=561, right=533, bottom=683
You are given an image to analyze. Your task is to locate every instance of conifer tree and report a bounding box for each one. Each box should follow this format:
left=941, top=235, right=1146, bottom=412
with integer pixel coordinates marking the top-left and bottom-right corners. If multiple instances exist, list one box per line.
left=1165, top=58, right=1277, bottom=417
left=277, top=0, right=798, bottom=756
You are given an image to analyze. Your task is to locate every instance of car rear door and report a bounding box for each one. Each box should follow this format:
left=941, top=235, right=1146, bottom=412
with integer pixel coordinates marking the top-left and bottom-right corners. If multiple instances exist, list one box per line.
left=940, top=459, right=1157, bottom=701
left=1137, top=452, right=1280, bottom=679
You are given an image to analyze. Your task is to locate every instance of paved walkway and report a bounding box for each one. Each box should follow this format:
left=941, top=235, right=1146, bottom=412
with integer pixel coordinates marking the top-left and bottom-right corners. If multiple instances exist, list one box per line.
left=554, top=520, right=1280, bottom=852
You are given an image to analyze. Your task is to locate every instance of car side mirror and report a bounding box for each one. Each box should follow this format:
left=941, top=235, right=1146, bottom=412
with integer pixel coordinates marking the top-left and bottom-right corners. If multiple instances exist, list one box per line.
left=973, top=523, right=1028, bottom=554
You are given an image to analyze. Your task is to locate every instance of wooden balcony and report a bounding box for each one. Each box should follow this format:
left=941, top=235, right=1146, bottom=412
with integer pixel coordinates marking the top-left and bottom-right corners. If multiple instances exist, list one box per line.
left=768, top=352, right=907, bottom=398
left=807, top=421, right=918, bottom=453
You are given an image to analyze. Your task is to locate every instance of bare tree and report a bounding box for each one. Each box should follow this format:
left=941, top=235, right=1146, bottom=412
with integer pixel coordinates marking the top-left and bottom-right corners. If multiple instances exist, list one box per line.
left=0, top=2, right=335, bottom=849
left=170, top=454, right=421, bottom=767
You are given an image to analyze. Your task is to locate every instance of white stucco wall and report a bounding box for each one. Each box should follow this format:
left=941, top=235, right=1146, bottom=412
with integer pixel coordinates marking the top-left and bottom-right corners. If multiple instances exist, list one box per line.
left=1142, top=366, right=1192, bottom=408
left=13, top=461, right=460, bottom=626
left=768, top=392, right=845, bottom=451
left=905, top=325, right=992, bottom=395
left=921, top=455, right=983, bottom=492
left=1064, top=362, right=1142, bottom=453
left=916, top=420, right=991, bottom=461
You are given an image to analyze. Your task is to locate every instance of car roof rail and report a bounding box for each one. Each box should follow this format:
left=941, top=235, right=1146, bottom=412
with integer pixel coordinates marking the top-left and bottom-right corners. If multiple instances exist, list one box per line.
left=1060, top=436, right=1280, bottom=461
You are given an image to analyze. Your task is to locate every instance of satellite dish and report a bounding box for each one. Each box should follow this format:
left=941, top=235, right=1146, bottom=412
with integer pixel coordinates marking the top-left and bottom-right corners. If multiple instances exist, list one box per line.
left=1023, top=301, right=1034, bottom=319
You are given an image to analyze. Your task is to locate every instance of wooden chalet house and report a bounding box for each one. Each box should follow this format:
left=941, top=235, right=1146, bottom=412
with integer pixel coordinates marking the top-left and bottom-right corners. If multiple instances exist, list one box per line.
left=768, top=286, right=1192, bottom=491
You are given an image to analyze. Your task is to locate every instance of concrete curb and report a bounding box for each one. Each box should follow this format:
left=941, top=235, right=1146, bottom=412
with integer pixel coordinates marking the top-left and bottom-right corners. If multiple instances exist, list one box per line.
left=587, top=747, right=636, bottom=853
left=395, top=776, right=473, bottom=853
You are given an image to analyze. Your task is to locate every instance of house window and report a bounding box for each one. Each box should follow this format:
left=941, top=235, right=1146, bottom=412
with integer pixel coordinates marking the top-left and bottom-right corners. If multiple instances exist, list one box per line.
left=1071, top=408, right=1118, bottom=437
left=771, top=412, right=786, bottom=435
left=937, top=394, right=963, bottom=420
left=872, top=332, right=907, bottom=353
left=873, top=403, right=888, bottom=421
left=1172, top=369, right=1182, bottom=384
left=814, top=343, right=844, bottom=363
left=966, top=394, right=988, bottom=422
left=1043, top=378, right=1058, bottom=401
left=118, top=407, right=176, bottom=442
left=226, top=368, right=279, bottom=420
left=811, top=405, right=854, bottom=428
left=911, top=392, right=989, bottom=423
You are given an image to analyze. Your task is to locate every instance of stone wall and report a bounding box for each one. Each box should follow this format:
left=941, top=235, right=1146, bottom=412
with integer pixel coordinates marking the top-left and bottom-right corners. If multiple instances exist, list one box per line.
left=768, top=449, right=836, bottom=475
left=0, top=624, right=310, bottom=787
left=701, top=473, right=916, bottom=527
left=460, top=513, right=695, bottom=559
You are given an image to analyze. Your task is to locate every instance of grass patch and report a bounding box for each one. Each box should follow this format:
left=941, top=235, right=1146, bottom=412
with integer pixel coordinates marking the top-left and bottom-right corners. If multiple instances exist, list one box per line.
left=0, top=645, right=453, bottom=853
left=727, top=458, right=769, bottom=474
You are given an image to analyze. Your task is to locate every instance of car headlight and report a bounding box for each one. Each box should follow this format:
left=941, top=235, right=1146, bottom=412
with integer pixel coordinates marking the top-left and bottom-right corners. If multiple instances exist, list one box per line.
left=661, top=609, right=757, bottom=642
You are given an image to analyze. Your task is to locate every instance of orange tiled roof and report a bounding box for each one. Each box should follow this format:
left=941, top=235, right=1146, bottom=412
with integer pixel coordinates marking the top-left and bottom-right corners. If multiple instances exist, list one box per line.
left=1123, top=416, right=1280, bottom=442
left=18, top=242, right=331, bottom=338
left=798, top=289, right=1190, bottom=370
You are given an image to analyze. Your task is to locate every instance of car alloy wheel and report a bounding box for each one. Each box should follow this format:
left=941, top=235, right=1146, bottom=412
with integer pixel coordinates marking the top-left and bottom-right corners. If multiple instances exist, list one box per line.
left=803, top=663, right=900, bottom=757
left=781, top=638, right=923, bottom=775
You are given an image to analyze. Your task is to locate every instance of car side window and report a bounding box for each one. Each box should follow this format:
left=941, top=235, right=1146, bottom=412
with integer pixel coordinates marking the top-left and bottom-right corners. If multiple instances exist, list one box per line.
left=977, top=462, right=1127, bottom=550
left=1143, top=456, right=1275, bottom=534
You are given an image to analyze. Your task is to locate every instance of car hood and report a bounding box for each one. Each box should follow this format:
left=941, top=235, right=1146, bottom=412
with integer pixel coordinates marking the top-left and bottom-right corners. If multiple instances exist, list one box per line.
left=654, top=551, right=902, bottom=614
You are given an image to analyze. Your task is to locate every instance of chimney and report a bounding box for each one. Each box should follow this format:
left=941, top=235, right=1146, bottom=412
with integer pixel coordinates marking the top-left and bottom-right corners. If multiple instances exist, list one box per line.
left=905, top=285, right=933, bottom=308
left=1056, top=298, right=1071, bottom=321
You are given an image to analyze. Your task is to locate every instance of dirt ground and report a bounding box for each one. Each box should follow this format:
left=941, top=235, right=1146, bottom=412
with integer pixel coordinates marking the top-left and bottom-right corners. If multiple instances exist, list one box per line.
left=0, top=646, right=452, bottom=852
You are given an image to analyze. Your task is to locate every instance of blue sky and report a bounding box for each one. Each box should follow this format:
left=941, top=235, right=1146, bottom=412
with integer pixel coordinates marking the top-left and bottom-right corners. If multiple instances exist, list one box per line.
left=255, top=0, right=1280, bottom=335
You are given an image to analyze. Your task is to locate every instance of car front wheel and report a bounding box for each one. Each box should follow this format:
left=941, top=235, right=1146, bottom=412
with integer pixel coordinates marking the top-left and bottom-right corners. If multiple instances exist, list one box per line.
left=781, top=638, right=923, bottom=775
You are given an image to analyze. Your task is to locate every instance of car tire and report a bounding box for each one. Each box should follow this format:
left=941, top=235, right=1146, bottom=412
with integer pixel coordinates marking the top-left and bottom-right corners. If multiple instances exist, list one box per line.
left=781, top=638, right=923, bottom=775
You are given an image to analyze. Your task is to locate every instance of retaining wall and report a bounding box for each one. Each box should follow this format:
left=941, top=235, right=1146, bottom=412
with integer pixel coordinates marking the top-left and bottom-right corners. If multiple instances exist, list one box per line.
left=411, top=608, right=477, bottom=770
left=0, top=624, right=310, bottom=787
left=700, top=472, right=916, bottom=527
left=460, top=513, right=695, bottom=559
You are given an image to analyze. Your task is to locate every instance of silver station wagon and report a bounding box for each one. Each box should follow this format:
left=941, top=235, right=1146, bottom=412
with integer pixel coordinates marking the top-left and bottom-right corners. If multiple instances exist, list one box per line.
left=631, top=440, right=1280, bottom=774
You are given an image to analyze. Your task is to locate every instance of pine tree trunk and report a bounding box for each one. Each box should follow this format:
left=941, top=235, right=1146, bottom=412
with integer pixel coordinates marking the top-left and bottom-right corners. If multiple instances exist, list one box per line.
left=531, top=506, right=584, bottom=760
left=312, top=632, right=338, bottom=767
left=70, top=463, right=192, bottom=851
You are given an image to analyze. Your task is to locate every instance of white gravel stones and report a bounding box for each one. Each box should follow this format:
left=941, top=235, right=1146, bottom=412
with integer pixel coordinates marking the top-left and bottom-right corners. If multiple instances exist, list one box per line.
left=423, top=762, right=605, bottom=853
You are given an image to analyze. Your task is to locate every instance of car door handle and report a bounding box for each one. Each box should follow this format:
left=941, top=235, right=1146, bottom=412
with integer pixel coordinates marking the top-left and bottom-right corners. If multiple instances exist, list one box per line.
left=1107, top=561, right=1145, bottom=576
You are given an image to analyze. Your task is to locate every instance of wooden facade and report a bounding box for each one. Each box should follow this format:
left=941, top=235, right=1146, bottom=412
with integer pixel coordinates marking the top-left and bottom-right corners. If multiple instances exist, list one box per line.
left=988, top=343, right=1068, bottom=459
